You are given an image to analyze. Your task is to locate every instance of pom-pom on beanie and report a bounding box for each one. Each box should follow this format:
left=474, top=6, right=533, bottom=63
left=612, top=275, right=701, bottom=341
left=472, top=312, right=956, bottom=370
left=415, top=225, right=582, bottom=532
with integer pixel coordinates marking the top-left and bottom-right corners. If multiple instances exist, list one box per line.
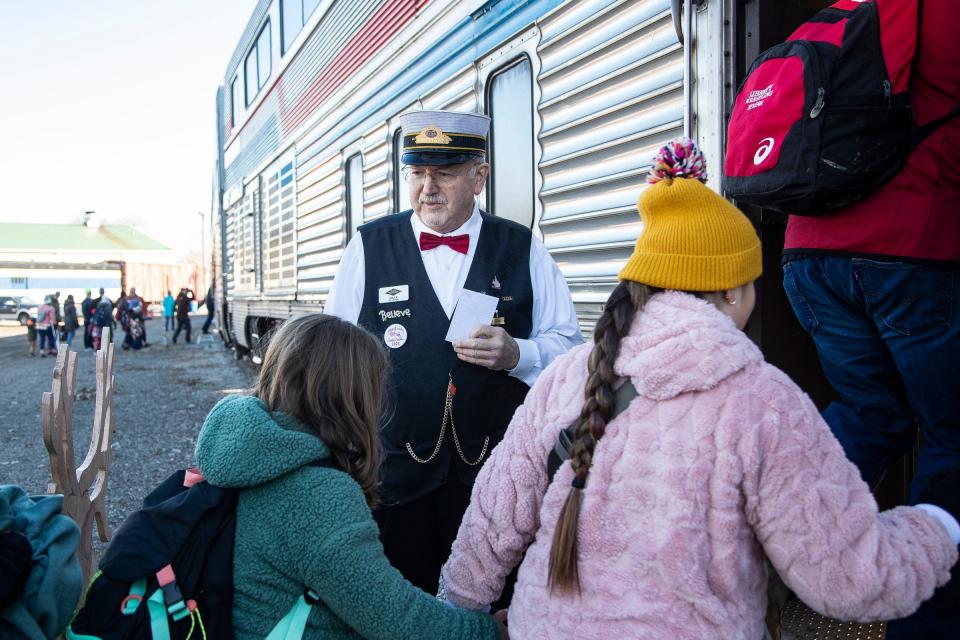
left=618, top=137, right=762, bottom=291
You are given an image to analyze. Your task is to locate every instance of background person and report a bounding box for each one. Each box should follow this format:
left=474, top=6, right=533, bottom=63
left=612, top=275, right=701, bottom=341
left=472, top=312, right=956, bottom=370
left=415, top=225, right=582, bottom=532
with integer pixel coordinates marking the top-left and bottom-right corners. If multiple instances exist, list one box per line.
left=126, top=288, right=148, bottom=347
left=36, top=296, right=57, bottom=357
left=81, top=289, right=95, bottom=349
left=162, top=290, right=175, bottom=332
left=441, top=140, right=960, bottom=639
left=50, top=291, right=62, bottom=345
left=62, top=295, right=79, bottom=347
left=194, top=315, right=506, bottom=640
left=325, top=109, right=581, bottom=598
left=780, top=2, right=960, bottom=635
left=121, top=297, right=145, bottom=351
left=172, top=288, right=193, bottom=344
left=201, top=284, right=215, bottom=334
left=25, top=317, right=37, bottom=357
left=91, top=294, right=114, bottom=351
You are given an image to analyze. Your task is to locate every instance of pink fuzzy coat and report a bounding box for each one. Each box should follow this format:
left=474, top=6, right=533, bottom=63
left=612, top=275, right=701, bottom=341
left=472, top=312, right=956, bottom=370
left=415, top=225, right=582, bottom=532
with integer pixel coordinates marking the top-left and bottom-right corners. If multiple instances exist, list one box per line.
left=442, top=292, right=957, bottom=639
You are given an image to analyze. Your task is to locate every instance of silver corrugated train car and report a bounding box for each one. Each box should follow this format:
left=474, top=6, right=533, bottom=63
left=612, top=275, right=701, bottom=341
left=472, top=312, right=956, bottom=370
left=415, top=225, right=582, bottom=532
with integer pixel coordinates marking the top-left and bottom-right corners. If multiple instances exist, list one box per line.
left=212, top=0, right=832, bottom=404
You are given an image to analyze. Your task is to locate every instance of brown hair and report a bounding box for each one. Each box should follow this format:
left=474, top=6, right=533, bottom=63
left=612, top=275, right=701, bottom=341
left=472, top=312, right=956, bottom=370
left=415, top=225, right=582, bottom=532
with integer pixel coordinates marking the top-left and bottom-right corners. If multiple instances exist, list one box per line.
left=254, top=314, right=388, bottom=507
left=548, top=281, right=658, bottom=592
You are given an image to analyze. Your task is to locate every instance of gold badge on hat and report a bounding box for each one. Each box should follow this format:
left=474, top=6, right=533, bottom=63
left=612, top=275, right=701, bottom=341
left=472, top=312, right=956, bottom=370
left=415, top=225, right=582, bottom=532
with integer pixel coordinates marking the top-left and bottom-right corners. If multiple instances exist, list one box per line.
left=415, top=126, right=452, bottom=145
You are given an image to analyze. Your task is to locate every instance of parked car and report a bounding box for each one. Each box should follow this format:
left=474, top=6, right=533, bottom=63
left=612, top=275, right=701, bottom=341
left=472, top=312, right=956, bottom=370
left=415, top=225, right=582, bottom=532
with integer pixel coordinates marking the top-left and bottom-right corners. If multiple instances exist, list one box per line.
left=0, top=296, right=39, bottom=325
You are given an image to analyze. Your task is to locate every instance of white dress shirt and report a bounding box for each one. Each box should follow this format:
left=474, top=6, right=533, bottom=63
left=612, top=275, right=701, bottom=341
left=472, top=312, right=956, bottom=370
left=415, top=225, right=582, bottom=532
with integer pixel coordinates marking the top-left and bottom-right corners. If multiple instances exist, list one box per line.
left=325, top=204, right=583, bottom=386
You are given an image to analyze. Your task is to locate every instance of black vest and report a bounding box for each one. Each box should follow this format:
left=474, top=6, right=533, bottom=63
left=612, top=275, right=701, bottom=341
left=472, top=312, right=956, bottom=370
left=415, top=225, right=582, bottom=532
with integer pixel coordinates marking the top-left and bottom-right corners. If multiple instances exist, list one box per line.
left=358, top=211, right=533, bottom=505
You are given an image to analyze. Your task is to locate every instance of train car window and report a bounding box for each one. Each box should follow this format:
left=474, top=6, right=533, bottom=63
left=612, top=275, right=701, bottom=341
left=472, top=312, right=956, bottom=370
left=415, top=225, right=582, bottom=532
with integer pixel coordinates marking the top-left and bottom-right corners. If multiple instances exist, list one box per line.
left=245, top=20, right=272, bottom=105
left=487, top=57, right=534, bottom=228
left=392, top=128, right=404, bottom=213
left=230, top=76, right=241, bottom=125
left=264, top=160, right=297, bottom=289
left=345, top=153, right=364, bottom=241
left=304, top=0, right=322, bottom=21
left=256, top=22, right=272, bottom=91
left=281, top=0, right=322, bottom=55
left=281, top=0, right=303, bottom=54
left=244, top=48, right=258, bottom=105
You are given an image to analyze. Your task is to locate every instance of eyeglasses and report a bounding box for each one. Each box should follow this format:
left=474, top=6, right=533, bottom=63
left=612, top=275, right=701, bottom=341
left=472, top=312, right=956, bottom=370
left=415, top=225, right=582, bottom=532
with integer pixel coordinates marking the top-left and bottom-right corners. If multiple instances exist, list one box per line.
left=401, top=166, right=470, bottom=186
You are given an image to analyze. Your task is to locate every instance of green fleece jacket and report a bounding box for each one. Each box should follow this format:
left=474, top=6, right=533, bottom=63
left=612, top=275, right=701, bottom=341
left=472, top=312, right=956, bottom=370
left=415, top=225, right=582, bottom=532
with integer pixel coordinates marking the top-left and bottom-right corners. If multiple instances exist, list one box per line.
left=195, top=395, right=499, bottom=640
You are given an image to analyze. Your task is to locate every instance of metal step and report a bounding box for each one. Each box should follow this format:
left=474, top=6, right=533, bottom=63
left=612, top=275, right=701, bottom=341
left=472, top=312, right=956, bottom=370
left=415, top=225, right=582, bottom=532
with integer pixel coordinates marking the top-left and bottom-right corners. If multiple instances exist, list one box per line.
left=780, top=599, right=885, bottom=640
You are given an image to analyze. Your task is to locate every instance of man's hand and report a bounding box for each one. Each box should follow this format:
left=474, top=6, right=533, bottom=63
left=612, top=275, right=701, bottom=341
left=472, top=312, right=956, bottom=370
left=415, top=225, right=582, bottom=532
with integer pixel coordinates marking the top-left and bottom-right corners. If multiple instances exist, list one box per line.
left=453, top=325, right=520, bottom=371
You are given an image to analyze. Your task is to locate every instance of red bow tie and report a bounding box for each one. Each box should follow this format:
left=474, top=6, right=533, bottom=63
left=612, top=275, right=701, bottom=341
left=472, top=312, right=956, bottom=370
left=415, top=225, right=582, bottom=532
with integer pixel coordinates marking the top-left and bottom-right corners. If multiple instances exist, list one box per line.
left=419, top=232, right=469, bottom=254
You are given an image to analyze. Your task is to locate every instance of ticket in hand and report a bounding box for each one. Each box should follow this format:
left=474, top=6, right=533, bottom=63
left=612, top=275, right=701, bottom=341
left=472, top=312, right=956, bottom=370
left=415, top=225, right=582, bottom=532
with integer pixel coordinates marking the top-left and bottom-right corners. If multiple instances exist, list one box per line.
left=445, top=289, right=499, bottom=342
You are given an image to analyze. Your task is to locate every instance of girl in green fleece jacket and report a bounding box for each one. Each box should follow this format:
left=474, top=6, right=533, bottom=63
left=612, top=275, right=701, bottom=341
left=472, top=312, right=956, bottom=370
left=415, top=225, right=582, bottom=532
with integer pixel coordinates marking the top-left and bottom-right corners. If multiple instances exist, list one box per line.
left=195, top=314, right=505, bottom=640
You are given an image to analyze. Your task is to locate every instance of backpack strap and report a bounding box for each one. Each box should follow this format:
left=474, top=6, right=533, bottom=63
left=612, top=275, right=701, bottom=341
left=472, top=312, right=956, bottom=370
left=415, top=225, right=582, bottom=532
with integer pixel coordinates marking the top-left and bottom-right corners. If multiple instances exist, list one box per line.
left=546, top=379, right=639, bottom=482
left=146, top=589, right=173, bottom=640
left=911, top=104, right=960, bottom=150
left=265, top=589, right=321, bottom=640
left=907, top=0, right=960, bottom=149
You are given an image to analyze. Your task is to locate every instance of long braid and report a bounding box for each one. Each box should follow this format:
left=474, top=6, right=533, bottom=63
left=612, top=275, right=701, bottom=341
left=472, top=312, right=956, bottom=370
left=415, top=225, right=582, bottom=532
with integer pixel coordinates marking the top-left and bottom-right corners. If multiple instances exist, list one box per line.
left=548, top=281, right=654, bottom=592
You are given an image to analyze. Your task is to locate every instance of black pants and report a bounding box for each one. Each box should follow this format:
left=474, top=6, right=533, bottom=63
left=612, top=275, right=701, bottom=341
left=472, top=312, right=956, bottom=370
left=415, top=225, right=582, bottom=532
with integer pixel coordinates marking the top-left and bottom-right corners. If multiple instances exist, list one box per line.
left=83, top=323, right=93, bottom=349
left=202, top=309, right=214, bottom=333
left=374, top=475, right=472, bottom=596
left=374, top=473, right=518, bottom=607
left=173, top=317, right=191, bottom=343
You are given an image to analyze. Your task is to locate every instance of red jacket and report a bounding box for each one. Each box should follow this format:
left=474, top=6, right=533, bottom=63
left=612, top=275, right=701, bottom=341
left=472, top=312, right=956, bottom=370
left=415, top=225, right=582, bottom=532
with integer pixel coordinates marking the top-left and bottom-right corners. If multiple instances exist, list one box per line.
left=784, top=0, right=960, bottom=263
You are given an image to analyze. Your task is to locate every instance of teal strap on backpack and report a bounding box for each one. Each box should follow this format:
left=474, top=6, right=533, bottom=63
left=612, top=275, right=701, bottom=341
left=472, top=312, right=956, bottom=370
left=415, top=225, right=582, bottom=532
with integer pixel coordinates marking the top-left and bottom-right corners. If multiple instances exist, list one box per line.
left=121, top=579, right=148, bottom=615
left=265, top=589, right=320, bottom=640
left=146, top=589, right=172, bottom=640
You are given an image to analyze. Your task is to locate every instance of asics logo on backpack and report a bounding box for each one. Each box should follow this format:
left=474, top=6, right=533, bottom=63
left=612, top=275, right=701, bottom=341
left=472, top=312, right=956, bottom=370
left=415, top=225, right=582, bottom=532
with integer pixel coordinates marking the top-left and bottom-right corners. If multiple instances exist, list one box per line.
left=754, top=138, right=776, bottom=165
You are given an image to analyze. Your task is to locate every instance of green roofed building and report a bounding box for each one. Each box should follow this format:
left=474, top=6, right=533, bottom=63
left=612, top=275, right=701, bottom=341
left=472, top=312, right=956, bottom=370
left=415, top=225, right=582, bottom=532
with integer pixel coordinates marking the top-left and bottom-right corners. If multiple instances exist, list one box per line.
left=0, top=218, right=171, bottom=260
left=0, top=213, right=197, bottom=304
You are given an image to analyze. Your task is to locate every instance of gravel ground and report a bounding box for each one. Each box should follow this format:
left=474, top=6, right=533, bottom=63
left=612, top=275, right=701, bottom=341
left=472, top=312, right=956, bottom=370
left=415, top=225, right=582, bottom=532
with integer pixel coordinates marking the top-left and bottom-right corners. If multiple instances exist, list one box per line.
left=0, top=317, right=256, bottom=554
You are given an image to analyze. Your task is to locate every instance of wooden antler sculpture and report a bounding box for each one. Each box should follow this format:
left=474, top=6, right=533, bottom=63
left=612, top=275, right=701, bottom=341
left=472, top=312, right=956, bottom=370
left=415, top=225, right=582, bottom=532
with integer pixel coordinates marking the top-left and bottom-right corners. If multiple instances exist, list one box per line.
left=42, top=328, right=116, bottom=585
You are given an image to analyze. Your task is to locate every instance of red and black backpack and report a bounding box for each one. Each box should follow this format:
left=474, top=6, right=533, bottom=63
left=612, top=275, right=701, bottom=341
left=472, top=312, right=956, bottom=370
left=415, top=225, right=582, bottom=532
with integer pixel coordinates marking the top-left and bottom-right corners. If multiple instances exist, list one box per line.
left=722, top=0, right=959, bottom=216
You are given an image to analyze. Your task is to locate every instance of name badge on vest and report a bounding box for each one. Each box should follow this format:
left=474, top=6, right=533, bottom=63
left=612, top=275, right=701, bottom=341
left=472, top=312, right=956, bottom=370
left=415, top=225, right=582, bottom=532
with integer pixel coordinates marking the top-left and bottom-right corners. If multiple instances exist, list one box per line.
left=379, top=285, right=409, bottom=304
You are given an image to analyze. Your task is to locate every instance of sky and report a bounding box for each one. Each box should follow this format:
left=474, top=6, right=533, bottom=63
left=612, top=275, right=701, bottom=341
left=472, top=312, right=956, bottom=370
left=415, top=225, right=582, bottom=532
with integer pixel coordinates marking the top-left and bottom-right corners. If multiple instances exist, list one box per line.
left=0, top=0, right=258, bottom=258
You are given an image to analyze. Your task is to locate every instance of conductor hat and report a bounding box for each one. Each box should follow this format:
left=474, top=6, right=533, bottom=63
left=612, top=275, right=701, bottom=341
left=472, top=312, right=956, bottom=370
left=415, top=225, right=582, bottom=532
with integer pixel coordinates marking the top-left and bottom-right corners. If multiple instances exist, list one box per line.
left=399, top=110, right=490, bottom=166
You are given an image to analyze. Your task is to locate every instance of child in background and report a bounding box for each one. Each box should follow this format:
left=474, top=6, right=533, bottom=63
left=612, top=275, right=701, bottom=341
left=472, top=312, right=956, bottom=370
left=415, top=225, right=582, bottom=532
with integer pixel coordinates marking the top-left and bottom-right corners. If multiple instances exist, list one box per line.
left=26, top=318, right=37, bottom=357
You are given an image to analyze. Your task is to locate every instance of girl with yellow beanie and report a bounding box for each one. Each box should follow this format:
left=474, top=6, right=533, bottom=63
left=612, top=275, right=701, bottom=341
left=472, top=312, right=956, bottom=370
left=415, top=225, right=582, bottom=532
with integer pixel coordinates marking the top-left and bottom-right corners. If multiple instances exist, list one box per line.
left=440, top=139, right=959, bottom=639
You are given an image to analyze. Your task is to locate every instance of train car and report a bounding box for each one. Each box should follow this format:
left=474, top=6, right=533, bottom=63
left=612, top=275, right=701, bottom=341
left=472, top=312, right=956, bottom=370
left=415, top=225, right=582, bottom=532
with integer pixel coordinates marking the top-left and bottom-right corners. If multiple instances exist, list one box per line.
left=211, top=0, right=833, bottom=398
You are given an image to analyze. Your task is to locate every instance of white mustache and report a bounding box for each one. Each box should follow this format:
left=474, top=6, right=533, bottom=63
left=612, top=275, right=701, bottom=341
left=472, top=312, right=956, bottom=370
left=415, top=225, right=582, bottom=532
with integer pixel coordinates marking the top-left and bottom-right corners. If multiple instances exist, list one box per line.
left=419, top=195, right=447, bottom=205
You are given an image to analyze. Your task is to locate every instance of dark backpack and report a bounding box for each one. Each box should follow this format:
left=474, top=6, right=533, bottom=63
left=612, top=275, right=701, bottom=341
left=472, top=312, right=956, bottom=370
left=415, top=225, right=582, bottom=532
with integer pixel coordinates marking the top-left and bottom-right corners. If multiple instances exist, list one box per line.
left=721, top=0, right=959, bottom=216
left=66, top=465, right=332, bottom=640
left=94, top=302, right=113, bottom=327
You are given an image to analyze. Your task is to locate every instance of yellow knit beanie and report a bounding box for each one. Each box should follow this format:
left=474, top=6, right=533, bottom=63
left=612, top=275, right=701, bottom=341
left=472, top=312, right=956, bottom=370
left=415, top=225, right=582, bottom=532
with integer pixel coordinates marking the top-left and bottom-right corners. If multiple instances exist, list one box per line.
left=618, top=138, right=761, bottom=291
